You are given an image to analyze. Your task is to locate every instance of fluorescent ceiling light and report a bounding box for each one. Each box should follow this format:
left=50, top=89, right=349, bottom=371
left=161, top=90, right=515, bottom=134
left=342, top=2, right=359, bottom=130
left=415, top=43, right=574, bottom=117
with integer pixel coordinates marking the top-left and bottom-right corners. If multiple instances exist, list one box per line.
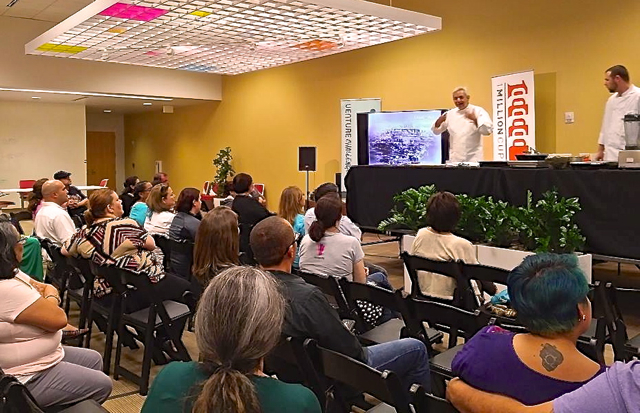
left=31, top=96, right=41, bottom=99
left=0, top=87, right=173, bottom=101
left=25, top=0, right=441, bottom=75
left=104, top=109, right=112, bottom=112
left=143, top=102, right=152, bottom=105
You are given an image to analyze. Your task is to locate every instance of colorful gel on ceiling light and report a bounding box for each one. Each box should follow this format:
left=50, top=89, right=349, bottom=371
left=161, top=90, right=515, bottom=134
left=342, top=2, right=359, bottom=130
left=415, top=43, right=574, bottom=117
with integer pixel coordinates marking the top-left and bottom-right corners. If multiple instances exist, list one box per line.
left=99, top=3, right=168, bottom=21
left=36, top=43, right=87, bottom=54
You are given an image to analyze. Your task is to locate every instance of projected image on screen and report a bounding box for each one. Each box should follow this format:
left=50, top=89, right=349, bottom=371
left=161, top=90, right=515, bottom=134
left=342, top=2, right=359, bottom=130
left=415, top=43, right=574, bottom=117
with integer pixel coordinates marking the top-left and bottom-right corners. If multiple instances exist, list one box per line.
left=368, top=111, right=442, bottom=165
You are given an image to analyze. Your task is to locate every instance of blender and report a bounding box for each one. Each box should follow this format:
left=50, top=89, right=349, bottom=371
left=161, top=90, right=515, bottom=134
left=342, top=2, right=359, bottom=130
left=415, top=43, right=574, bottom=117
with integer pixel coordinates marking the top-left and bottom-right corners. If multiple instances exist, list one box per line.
left=618, top=114, right=640, bottom=168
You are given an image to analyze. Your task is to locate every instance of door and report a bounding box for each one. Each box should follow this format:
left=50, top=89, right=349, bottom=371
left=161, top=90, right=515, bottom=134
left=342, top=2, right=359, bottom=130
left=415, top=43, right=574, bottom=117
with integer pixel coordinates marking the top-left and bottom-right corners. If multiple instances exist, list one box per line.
left=86, top=131, right=116, bottom=189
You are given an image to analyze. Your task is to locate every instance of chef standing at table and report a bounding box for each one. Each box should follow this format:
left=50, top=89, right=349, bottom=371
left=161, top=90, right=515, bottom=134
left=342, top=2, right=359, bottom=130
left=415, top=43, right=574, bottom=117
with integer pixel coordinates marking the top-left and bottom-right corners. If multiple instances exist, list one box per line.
left=432, top=87, right=493, bottom=163
left=596, top=65, right=640, bottom=162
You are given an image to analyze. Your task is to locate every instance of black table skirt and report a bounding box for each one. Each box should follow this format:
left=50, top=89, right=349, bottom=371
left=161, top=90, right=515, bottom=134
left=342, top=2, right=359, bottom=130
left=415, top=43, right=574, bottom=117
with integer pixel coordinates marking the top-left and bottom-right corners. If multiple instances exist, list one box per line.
left=345, top=165, right=640, bottom=259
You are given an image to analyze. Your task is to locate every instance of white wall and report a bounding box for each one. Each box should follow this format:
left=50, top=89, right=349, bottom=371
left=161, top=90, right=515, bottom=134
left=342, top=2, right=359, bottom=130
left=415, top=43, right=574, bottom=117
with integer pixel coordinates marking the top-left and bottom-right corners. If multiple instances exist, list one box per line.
left=86, top=112, right=125, bottom=191
left=0, top=101, right=86, bottom=207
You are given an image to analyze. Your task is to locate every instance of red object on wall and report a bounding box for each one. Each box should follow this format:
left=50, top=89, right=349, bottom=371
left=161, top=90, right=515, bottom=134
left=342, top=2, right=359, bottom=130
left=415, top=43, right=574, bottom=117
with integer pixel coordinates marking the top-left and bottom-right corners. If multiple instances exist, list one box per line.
left=508, top=139, right=529, bottom=160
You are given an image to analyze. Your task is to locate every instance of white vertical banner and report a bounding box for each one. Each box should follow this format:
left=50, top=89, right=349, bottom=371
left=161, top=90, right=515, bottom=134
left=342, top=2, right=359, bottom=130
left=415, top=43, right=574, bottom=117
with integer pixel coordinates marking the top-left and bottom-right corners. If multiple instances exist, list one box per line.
left=341, top=98, right=381, bottom=190
left=492, top=71, right=536, bottom=160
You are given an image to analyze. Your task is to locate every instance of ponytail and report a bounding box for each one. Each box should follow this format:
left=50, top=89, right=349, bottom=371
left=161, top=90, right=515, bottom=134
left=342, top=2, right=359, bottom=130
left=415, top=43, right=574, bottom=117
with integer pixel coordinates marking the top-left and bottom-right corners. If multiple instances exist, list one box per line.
left=310, top=194, right=343, bottom=243
left=84, top=209, right=96, bottom=226
left=309, top=220, right=326, bottom=242
left=193, top=365, right=261, bottom=413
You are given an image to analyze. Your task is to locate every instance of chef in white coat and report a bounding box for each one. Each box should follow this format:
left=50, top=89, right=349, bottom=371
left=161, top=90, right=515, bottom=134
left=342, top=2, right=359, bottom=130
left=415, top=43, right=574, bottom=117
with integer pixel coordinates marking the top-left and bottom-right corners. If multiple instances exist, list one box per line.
left=596, top=65, right=640, bottom=162
left=432, top=87, right=492, bottom=163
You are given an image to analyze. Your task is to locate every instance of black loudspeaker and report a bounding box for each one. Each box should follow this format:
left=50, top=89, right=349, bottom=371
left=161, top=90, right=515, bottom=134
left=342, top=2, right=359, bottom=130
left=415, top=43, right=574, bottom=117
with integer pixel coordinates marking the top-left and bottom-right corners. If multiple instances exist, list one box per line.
left=298, top=147, right=317, bottom=171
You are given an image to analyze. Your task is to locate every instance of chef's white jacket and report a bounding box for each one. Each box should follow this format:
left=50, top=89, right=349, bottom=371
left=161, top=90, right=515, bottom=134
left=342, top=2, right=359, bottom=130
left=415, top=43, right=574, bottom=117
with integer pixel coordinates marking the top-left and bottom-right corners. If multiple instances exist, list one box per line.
left=432, top=104, right=492, bottom=163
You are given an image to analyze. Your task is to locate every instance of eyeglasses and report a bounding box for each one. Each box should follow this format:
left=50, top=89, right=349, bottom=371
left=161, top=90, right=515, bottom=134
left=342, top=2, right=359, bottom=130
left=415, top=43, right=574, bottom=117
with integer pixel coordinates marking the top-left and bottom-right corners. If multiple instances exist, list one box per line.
left=17, top=236, right=28, bottom=245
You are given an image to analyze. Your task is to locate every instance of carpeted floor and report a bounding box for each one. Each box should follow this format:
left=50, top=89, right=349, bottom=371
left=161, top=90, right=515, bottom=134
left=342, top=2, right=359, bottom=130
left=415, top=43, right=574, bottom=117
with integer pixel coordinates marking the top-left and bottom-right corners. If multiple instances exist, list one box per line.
left=61, top=233, right=640, bottom=412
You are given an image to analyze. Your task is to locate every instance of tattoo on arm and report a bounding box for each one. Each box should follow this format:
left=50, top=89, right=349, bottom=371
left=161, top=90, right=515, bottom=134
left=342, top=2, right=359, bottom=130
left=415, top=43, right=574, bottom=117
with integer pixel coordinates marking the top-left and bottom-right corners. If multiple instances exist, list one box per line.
left=539, top=343, right=564, bottom=372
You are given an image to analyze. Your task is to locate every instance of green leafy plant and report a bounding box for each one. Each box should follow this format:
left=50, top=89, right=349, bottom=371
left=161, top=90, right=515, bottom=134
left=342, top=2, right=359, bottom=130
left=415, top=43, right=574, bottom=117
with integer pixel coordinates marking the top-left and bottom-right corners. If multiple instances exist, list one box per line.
left=529, top=189, right=586, bottom=253
left=378, top=185, right=586, bottom=253
left=455, top=194, right=492, bottom=243
left=212, top=146, right=235, bottom=194
left=377, top=185, right=436, bottom=232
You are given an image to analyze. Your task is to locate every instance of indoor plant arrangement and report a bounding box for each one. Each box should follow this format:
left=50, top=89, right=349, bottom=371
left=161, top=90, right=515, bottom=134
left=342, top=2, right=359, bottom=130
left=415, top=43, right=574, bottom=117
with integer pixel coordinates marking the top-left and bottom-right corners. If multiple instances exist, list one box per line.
left=212, top=146, right=235, bottom=195
left=378, top=185, right=586, bottom=254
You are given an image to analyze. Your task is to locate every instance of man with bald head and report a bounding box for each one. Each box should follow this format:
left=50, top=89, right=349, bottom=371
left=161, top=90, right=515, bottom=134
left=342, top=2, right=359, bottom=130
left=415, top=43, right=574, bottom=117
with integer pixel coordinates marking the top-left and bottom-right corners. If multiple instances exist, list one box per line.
left=34, top=180, right=76, bottom=245
left=250, top=216, right=431, bottom=395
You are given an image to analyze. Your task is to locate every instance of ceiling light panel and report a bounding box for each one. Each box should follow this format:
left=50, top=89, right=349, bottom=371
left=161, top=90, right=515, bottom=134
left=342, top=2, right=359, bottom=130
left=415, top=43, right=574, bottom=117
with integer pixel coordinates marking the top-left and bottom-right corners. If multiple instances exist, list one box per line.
left=25, top=0, right=441, bottom=75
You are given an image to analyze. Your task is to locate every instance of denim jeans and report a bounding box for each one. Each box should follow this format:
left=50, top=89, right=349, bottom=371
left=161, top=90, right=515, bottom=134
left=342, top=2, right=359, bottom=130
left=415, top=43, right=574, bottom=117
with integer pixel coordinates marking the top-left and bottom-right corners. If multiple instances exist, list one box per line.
left=365, top=338, right=431, bottom=394
left=366, top=271, right=393, bottom=290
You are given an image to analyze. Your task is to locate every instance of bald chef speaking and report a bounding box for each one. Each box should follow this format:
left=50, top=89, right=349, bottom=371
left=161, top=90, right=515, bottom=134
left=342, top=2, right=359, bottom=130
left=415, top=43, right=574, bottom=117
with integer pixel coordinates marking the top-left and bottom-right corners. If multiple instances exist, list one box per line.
left=432, top=87, right=493, bottom=163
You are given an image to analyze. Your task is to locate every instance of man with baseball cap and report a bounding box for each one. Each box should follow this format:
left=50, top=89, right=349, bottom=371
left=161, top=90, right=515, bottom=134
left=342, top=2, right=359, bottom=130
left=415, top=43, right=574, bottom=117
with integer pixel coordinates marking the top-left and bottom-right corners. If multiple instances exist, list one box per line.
left=53, top=171, right=88, bottom=224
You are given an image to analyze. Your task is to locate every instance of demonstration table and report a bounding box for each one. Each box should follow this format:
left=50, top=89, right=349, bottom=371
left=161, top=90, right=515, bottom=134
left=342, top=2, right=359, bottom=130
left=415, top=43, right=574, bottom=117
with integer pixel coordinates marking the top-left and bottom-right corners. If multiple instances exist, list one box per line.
left=345, top=165, right=640, bottom=260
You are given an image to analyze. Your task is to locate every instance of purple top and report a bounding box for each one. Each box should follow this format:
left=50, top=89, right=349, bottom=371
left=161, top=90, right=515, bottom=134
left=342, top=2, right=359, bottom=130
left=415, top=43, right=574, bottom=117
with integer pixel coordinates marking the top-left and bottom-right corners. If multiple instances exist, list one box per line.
left=452, top=326, right=606, bottom=405
left=554, top=361, right=640, bottom=413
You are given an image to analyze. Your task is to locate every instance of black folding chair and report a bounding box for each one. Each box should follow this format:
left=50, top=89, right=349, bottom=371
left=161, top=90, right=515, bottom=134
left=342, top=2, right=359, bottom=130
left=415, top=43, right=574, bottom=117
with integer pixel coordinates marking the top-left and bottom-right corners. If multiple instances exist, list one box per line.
left=604, top=283, right=640, bottom=361
left=264, top=336, right=326, bottom=409
left=296, top=271, right=354, bottom=321
left=401, top=252, right=476, bottom=310
left=341, top=280, right=443, bottom=349
left=9, top=210, right=32, bottom=235
left=85, top=263, right=123, bottom=375
left=99, top=265, right=192, bottom=395
left=576, top=281, right=611, bottom=365
left=39, top=238, right=83, bottom=306
left=410, top=384, right=460, bottom=413
left=409, top=299, right=490, bottom=397
left=152, top=234, right=172, bottom=272
left=304, top=339, right=411, bottom=413
left=167, top=238, right=194, bottom=280
left=64, top=256, right=95, bottom=332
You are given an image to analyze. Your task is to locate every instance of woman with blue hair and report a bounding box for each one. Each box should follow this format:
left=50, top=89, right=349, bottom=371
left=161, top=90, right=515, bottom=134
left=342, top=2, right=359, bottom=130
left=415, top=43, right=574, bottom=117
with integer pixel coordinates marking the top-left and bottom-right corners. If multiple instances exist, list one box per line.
left=452, top=253, right=605, bottom=405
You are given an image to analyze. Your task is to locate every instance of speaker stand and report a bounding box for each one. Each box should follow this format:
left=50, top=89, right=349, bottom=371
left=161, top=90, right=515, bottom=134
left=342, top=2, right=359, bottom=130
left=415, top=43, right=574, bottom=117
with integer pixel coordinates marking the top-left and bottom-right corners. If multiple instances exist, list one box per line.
left=305, top=166, right=310, bottom=208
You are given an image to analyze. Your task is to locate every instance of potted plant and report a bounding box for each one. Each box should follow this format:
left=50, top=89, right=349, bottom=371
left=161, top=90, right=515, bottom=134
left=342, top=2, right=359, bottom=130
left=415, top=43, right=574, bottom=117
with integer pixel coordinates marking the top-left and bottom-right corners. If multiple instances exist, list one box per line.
left=379, top=185, right=592, bottom=290
left=212, top=146, right=235, bottom=195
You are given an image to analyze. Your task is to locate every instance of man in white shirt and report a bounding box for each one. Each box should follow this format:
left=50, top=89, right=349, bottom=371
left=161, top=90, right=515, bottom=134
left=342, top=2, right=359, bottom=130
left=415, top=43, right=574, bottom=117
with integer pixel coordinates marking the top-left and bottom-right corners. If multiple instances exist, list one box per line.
left=432, top=87, right=493, bottom=163
left=596, top=65, right=640, bottom=162
left=34, top=180, right=76, bottom=245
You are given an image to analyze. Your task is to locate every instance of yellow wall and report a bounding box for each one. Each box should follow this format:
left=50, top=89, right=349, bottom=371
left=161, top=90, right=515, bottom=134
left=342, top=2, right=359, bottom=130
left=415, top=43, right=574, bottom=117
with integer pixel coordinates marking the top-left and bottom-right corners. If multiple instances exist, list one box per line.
left=125, top=0, right=640, bottom=210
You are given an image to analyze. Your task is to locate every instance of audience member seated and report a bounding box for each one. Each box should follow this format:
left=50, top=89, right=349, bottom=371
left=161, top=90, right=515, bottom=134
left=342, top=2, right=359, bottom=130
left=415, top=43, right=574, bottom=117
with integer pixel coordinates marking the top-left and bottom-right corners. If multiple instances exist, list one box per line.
left=299, top=194, right=391, bottom=289
left=278, top=186, right=306, bottom=268
left=250, top=216, right=431, bottom=394
left=63, top=189, right=191, bottom=314
left=0, top=220, right=112, bottom=408
left=129, top=180, right=152, bottom=226
left=27, top=178, right=47, bottom=219
left=141, top=266, right=322, bottom=413
left=120, top=175, right=139, bottom=217
left=34, top=180, right=76, bottom=246
left=409, top=191, right=496, bottom=301
left=144, top=184, right=176, bottom=236
left=231, top=173, right=272, bottom=262
left=53, top=170, right=88, bottom=224
left=303, top=182, right=388, bottom=277
left=169, top=187, right=202, bottom=242
left=304, top=182, right=360, bottom=238
left=3, top=213, right=44, bottom=281
left=219, top=180, right=235, bottom=207
left=192, top=206, right=241, bottom=296
left=151, top=171, right=169, bottom=186
left=452, top=254, right=604, bottom=405
left=447, top=361, right=640, bottom=413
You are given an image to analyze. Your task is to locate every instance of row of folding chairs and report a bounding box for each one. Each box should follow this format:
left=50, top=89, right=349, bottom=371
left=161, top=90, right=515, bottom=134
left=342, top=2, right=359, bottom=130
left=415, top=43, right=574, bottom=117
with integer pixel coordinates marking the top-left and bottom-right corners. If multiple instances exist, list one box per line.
left=265, top=337, right=459, bottom=413
left=35, top=237, right=193, bottom=395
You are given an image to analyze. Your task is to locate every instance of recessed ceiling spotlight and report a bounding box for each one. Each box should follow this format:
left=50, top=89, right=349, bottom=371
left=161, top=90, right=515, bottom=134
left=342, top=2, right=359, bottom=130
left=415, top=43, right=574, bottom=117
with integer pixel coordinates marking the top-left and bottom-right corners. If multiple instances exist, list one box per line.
left=31, top=96, right=41, bottom=99
left=143, top=102, right=152, bottom=106
left=103, top=109, right=112, bottom=113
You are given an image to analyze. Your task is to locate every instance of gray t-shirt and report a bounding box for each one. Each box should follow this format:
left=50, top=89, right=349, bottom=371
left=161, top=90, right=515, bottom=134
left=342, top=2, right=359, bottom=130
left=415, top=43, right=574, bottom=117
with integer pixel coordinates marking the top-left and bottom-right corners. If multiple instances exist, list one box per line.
left=298, top=232, right=364, bottom=281
left=553, top=361, right=640, bottom=413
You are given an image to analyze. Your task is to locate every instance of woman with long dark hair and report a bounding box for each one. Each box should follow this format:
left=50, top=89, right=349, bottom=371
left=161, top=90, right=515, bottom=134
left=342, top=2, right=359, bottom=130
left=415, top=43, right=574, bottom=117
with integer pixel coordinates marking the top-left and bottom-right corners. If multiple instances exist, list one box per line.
left=119, top=175, right=139, bottom=217
left=27, top=178, right=48, bottom=219
left=141, top=266, right=321, bottom=413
